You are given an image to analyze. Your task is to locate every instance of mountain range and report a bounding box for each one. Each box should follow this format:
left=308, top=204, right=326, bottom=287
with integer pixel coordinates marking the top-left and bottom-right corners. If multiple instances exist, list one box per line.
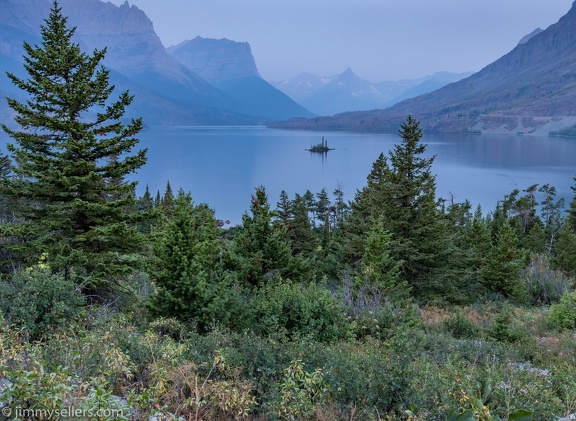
left=272, top=1, right=576, bottom=135
left=0, top=0, right=313, bottom=127
left=273, top=68, right=472, bottom=116
left=3, top=0, right=576, bottom=134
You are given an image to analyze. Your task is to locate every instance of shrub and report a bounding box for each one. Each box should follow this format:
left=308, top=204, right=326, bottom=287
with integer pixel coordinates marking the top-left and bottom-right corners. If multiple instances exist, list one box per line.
left=442, top=309, right=481, bottom=339
left=548, top=291, right=576, bottom=330
left=251, top=280, right=349, bottom=342
left=523, top=254, right=571, bottom=305
left=0, top=266, right=85, bottom=341
left=489, top=308, right=526, bottom=343
left=275, top=359, right=328, bottom=420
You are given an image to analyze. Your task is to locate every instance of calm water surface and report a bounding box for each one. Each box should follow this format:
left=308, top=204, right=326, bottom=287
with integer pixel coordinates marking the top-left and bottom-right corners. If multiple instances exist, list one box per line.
left=2, top=126, right=576, bottom=225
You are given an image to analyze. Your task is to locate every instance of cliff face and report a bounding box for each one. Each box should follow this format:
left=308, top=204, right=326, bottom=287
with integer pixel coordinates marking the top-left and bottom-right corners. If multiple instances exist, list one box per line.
left=169, top=37, right=313, bottom=120
left=59, top=0, right=233, bottom=108
left=1, top=0, right=310, bottom=125
left=273, top=1, right=576, bottom=135
left=169, top=37, right=261, bottom=84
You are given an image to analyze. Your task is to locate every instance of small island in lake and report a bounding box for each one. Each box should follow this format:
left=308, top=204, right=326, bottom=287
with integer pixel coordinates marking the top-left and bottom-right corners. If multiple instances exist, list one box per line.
left=306, top=136, right=334, bottom=153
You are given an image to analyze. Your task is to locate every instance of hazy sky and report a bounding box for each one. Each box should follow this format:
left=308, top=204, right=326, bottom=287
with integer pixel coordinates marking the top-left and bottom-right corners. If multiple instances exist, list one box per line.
left=107, top=0, right=574, bottom=83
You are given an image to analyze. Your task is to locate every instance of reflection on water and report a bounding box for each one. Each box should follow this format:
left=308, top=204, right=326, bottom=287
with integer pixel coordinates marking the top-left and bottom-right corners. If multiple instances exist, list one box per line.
left=1, top=126, right=575, bottom=225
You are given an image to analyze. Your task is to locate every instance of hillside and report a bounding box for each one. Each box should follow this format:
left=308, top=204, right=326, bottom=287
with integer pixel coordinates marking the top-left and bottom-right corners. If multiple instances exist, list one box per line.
left=168, top=37, right=313, bottom=121
left=271, top=1, right=576, bottom=135
left=0, top=0, right=307, bottom=126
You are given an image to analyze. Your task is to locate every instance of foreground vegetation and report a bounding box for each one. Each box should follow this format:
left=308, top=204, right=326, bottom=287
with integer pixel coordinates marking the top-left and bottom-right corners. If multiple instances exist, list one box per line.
left=0, top=2, right=575, bottom=420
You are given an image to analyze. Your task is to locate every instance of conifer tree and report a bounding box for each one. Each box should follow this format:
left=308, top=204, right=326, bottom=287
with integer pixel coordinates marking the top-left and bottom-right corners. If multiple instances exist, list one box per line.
left=539, top=183, right=564, bottom=251
left=465, top=209, right=491, bottom=265
left=230, top=186, right=295, bottom=286
left=554, top=221, right=576, bottom=277
left=355, top=223, right=409, bottom=303
left=315, top=188, right=331, bottom=227
left=482, top=220, right=528, bottom=302
left=286, top=193, right=317, bottom=257
left=340, top=153, right=389, bottom=266
left=378, top=116, right=450, bottom=295
left=0, top=1, right=146, bottom=287
left=161, top=180, right=174, bottom=217
left=148, top=190, right=236, bottom=331
left=332, top=183, right=349, bottom=226
left=552, top=178, right=576, bottom=275
left=274, top=190, right=292, bottom=228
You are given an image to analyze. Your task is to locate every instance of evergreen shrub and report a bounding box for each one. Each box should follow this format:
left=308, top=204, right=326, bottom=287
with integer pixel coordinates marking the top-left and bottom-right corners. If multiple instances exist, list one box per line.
left=548, top=291, right=576, bottom=330
left=442, top=309, right=481, bottom=339
left=0, top=266, right=84, bottom=341
left=251, top=280, right=349, bottom=342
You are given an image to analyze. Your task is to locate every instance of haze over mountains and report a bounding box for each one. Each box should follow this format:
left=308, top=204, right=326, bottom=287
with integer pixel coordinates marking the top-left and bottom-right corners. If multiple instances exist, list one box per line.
left=272, top=1, right=576, bottom=135
left=0, top=0, right=312, bottom=126
left=168, top=37, right=310, bottom=121
left=2, top=0, right=575, bottom=134
left=273, top=69, right=473, bottom=116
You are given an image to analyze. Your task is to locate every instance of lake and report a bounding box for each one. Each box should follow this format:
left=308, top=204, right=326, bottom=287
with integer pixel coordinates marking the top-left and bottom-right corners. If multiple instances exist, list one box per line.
left=1, top=126, right=576, bottom=225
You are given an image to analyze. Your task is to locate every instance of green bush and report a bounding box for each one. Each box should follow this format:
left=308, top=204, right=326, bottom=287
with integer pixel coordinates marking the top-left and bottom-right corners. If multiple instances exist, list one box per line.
left=489, top=308, right=526, bottom=343
left=0, top=266, right=85, bottom=341
left=442, top=309, right=481, bottom=339
left=251, top=280, right=349, bottom=342
left=548, top=291, right=576, bottom=330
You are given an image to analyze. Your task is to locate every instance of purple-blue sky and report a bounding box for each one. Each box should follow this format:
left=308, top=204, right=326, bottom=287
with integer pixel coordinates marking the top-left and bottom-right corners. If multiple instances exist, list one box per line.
left=108, top=0, right=573, bottom=83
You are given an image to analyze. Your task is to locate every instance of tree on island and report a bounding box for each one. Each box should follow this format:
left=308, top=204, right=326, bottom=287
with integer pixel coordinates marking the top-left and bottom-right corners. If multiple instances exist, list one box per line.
left=0, top=1, right=147, bottom=289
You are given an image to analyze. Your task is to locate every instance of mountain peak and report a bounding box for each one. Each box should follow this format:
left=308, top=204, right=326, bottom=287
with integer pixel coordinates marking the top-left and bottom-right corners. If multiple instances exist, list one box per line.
left=168, top=36, right=261, bottom=84
left=272, top=1, right=576, bottom=134
left=518, top=28, right=543, bottom=45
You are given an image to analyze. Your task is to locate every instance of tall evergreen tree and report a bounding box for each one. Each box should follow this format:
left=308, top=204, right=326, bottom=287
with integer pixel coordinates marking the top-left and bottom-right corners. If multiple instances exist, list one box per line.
left=553, top=179, right=576, bottom=275
left=230, top=186, right=295, bottom=286
left=377, top=116, right=450, bottom=296
left=539, top=183, right=564, bottom=251
left=148, top=190, right=237, bottom=331
left=315, top=188, right=331, bottom=228
left=0, top=1, right=146, bottom=287
left=481, top=220, right=527, bottom=302
left=355, top=223, right=408, bottom=303
left=340, top=153, right=389, bottom=267
left=286, top=193, right=317, bottom=258
left=274, top=190, right=292, bottom=229
left=332, top=183, right=349, bottom=227
left=161, top=180, right=174, bottom=217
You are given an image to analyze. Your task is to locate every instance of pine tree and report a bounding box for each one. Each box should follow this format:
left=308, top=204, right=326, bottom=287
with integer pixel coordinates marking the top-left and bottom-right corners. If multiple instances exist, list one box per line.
left=340, top=153, right=389, bottom=267
left=567, top=176, right=576, bottom=230
left=230, top=186, right=295, bottom=287
left=274, top=190, right=292, bottom=228
left=148, top=190, right=236, bottom=331
left=0, top=1, right=146, bottom=287
left=378, top=116, right=450, bottom=296
left=286, top=193, right=317, bottom=257
left=332, top=183, right=349, bottom=227
left=554, top=221, right=576, bottom=277
left=539, top=183, right=564, bottom=251
left=161, top=180, right=174, bottom=217
left=355, top=223, right=408, bottom=303
left=315, top=188, right=331, bottom=228
left=482, top=220, right=528, bottom=302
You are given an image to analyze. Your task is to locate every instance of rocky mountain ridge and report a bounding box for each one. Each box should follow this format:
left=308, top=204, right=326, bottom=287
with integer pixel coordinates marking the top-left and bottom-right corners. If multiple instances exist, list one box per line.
left=168, top=37, right=312, bottom=120
left=0, top=0, right=311, bottom=126
left=271, top=1, right=576, bottom=135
